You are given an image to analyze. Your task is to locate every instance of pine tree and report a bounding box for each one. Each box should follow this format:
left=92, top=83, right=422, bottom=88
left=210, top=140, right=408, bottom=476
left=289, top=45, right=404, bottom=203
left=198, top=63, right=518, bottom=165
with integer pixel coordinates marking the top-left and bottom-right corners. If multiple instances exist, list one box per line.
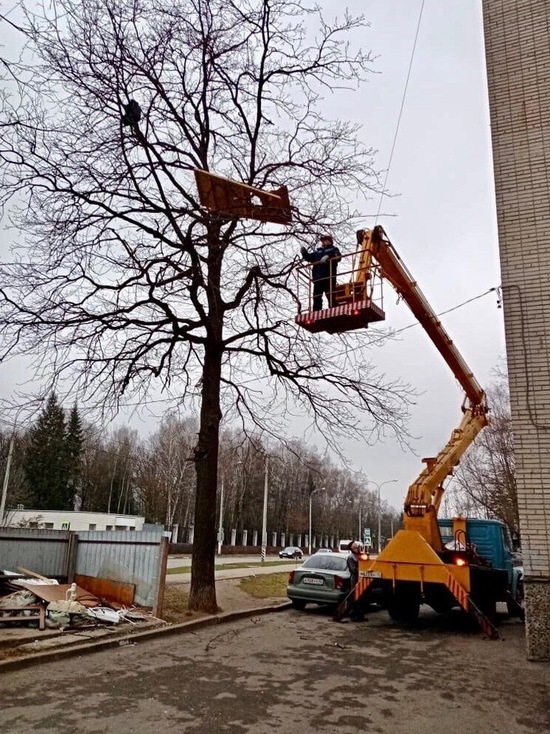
left=65, top=403, right=83, bottom=509
left=24, top=393, right=71, bottom=510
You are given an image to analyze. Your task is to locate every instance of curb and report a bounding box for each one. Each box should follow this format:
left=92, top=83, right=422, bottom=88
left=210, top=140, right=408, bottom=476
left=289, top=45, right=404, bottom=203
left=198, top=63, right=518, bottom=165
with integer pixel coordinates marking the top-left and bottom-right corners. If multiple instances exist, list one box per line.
left=0, top=601, right=292, bottom=674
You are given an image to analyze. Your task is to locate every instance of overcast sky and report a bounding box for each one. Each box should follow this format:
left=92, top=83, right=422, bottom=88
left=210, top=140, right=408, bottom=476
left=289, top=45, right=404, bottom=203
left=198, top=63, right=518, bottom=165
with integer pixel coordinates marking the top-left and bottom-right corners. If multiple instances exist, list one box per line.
left=0, top=1, right=505, bottom=512
left=311, top=0, right=505, bottom=509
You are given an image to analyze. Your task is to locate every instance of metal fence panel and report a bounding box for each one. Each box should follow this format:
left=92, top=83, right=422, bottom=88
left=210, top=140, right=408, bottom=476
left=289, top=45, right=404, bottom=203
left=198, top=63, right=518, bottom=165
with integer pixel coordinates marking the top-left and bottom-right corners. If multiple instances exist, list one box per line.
left=0, top=527, right=70, bottom=576
left=75, top=530, right=164, bottom=607
left=1, top=528, right=165, bottom=609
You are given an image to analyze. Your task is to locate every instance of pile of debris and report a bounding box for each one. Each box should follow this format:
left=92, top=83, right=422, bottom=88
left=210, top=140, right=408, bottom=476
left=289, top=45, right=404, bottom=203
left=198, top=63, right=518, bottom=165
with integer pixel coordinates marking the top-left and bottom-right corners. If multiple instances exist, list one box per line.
left=0, top=567, right=150, bottom=633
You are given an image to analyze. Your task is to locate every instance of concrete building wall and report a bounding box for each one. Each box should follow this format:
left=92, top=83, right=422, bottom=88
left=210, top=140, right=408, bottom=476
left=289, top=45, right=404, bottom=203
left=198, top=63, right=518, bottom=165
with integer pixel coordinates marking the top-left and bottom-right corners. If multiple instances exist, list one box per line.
left=6, top=509, right=145, bottom=532
left=482, top=0, right=550, bottom=660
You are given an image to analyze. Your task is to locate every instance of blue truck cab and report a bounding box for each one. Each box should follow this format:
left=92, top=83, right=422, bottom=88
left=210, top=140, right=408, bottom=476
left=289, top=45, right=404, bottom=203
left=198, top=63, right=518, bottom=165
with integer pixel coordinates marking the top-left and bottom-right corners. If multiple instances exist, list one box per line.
left=438, top=517, right=523, bottom=615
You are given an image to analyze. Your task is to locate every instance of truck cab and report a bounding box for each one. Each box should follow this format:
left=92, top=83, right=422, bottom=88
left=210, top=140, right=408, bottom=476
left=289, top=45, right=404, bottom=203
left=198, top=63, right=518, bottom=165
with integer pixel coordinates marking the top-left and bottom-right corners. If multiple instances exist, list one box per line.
left=438, top=517, right=523, bottom=615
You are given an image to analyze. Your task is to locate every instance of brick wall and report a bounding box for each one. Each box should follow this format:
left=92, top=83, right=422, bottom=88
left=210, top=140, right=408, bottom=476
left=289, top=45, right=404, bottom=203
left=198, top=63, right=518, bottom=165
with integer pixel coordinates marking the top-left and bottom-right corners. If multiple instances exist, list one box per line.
left=482, top=0, right=550, bottom=660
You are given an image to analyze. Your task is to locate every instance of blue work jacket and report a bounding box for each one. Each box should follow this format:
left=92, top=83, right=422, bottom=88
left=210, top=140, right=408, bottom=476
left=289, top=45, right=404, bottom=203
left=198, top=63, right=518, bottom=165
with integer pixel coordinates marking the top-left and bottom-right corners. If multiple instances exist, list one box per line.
left=301, top=244, right=342, bottom=279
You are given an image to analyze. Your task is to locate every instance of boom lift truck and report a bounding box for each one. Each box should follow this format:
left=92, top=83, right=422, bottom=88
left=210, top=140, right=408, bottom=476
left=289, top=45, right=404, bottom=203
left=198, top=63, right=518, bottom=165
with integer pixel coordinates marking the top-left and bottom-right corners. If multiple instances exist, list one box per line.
left=296, top=226, right=523, bottom=638
left=194, top=172, right=521, bottom=636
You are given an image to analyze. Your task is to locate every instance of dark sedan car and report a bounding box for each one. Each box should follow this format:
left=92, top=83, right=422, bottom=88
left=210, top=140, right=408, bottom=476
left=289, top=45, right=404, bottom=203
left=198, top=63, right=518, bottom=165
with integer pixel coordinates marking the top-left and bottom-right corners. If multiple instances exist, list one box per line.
left=287, top=552, right=351, bottom=609
left=279, top=546, right=303, bottom=559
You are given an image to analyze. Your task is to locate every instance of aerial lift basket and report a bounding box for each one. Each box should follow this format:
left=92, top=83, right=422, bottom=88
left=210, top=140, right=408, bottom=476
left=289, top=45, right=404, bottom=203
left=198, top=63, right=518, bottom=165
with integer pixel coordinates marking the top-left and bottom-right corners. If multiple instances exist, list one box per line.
left=295, top=229, right=386, bottom=334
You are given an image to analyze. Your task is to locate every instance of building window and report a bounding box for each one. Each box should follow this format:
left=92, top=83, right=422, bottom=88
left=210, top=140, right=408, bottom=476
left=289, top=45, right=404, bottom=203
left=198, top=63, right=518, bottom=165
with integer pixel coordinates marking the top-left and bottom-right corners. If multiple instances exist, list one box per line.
left=88, top=524, right=96, bottom=530
left=44, top=523, right=54, bottom=529
left=106, top=525, right=113, bottom=531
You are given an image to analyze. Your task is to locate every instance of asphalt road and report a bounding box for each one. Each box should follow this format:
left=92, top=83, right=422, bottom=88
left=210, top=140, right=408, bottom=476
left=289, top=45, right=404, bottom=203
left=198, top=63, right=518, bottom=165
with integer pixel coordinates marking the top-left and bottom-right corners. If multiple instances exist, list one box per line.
left=166, top=554, right=300, bottom=584
left=1, top=606, right=548, bottom=734
left=166, top=553, right=304, bottom=569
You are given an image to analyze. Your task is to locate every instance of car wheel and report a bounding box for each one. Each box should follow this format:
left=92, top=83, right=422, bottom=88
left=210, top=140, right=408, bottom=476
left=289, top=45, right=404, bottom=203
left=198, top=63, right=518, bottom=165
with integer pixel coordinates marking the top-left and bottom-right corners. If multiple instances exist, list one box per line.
left=291, top=600, right=306, bottom=610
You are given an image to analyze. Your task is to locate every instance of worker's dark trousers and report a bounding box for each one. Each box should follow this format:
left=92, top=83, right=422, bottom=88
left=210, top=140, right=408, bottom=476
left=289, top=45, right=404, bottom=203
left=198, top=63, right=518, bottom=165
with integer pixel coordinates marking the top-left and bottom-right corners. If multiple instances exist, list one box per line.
left=312, top=275, right=337, bottom=311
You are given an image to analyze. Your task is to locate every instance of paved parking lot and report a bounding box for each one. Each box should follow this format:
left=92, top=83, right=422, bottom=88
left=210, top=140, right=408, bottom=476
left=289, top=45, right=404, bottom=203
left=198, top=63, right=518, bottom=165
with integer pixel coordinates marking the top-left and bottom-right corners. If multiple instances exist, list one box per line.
left=1, top=605, right=548, bottom=734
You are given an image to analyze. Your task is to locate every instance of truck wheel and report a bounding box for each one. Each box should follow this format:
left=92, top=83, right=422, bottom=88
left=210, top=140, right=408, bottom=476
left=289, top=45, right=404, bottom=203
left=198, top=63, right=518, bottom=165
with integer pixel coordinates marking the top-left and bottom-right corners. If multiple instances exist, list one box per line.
left=474, top=594, right=497, bottom=622
left=506, top=598, right=523, bottom=619
left=387, top=585, right=421, bottom=623
left=506, top=581, right=525, bottom=620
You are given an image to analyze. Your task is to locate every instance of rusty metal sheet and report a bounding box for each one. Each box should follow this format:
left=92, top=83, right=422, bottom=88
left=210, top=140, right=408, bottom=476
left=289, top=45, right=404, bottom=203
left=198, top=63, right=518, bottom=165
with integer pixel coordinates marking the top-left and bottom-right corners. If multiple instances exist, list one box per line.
left=74, top=575, right=135, bottom=607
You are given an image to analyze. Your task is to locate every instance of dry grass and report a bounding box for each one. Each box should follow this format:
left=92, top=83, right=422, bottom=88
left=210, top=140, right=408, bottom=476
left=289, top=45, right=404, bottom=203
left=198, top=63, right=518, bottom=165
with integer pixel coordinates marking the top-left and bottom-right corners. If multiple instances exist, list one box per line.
left=160, top=573, right=287, bottom=624
left=0, top=644, right=27, bottom=661
left=238, top=573, right=288, bottom=598
left=160, top=586, right=193, bottom=624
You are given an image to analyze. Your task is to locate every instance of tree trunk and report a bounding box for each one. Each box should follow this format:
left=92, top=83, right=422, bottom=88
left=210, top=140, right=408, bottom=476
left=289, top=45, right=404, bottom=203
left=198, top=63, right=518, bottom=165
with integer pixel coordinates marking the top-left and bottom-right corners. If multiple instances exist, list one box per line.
left=189, top=231, right=224, bottom=613
left=189, top=345, right=222, bottom=612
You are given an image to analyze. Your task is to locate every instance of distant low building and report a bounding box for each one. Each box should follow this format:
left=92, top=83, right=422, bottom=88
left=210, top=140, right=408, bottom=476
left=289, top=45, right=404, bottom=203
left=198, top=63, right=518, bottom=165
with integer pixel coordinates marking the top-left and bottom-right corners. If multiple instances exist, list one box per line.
left=6, top=509, right=145, bottom=532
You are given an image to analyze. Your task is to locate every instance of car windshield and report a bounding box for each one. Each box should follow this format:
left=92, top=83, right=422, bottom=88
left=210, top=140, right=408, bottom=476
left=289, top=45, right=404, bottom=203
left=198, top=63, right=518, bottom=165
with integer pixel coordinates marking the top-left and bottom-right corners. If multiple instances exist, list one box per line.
left=301, top=555, right=348, bottom=571
left=283, top=547, right=297, bottom=552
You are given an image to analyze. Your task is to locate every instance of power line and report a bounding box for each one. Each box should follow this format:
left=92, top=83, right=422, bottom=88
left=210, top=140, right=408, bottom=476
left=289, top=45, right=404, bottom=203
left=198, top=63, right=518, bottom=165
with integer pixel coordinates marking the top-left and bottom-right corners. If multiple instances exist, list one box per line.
left=0, top=286, right=500, bottom=415
left=290, top=285, right=501, bottom=364
left=375, top=0, right=426, bottom=222
left=220, top=284, right=501, bottom=387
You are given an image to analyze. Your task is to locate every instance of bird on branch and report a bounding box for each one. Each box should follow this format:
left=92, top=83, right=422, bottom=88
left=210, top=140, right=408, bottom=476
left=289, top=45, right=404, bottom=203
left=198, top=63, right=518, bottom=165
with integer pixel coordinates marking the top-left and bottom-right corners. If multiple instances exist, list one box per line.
left=122, top=99, right=142, bottom=127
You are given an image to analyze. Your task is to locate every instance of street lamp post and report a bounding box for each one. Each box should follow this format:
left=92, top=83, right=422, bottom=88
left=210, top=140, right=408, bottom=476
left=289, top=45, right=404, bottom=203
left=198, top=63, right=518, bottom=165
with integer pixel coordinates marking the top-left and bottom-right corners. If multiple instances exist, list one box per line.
left=0, top=434, right=15, bottom=526
left=372, top=479, right=398, bottom=554
left=0, top=409, right=26, bottom=527
left=345, top=497, right=362, bottom=544
left=261, top=455, right=269, bottom=562
left=308, top=487, right=325, bottom=555
left=217, top=474, right=225, bottom=556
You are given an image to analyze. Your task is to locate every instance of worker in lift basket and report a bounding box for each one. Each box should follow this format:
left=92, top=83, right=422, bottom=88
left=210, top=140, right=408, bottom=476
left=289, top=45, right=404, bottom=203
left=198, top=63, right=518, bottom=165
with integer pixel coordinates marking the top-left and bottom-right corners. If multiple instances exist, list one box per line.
left=300, top=234, right=342, bottom=311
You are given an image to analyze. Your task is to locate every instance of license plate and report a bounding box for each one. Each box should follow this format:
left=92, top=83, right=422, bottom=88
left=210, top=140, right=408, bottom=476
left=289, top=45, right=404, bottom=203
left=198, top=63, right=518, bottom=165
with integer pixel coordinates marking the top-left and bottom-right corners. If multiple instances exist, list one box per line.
left=361, top=571, right=382, bottom=578
left=303, top=577, right=324, bottom=585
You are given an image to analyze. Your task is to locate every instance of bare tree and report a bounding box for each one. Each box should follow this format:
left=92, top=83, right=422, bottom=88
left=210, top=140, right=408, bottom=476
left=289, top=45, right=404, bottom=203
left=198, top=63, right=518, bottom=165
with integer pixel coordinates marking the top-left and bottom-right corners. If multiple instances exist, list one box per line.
left=0, top=0, right=412, bottom=612
left=216, top=430, right=388, bottom=545
left=135, top=413, right=196, bottom=528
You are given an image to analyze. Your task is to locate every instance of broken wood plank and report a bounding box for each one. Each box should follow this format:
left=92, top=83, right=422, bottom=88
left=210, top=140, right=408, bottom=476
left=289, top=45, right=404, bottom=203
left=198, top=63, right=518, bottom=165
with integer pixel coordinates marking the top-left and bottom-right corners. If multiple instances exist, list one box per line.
left=15, top=567, right=56, bottom=583
left=15, top=582, right=98, bottom=607
left=0, top=605, right=46, bottom=630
